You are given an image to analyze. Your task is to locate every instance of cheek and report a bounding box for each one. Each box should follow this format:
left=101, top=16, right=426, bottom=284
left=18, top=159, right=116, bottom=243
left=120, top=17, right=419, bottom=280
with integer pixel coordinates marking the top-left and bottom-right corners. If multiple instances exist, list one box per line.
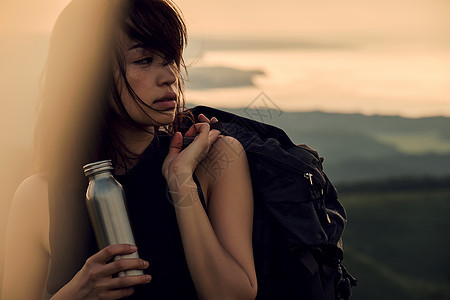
left=114, top=69, right=138, bottom=103
left=108, top=73, right=135, bottom=118
left=125, top=69, right=154, bottom=97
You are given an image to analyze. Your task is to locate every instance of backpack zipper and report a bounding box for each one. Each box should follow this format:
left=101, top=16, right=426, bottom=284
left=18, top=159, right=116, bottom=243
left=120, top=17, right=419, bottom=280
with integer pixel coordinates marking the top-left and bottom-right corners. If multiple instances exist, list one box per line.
left=304, top=172, right=314, bottom=186
left=304, top=172, right=331, bottom=224
left=252, top=148, right=326, bottom=184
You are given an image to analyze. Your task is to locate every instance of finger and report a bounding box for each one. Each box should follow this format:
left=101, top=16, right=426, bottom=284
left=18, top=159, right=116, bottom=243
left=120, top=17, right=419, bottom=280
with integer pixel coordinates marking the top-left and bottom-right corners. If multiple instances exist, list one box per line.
left=198, top=113, right=210, bottom=123
left=104, top=274, right=152, bottom=290
left=208, top=129, right=221, bottom=145
left=184, top=122, right=210, bottom=138
left=167, top=131, right=183, bottom=156
left=198, top=114, right=219, bottom=124
left=98, top=258, right=149, bottom=277
left=90, top=244, right=138, bottom=264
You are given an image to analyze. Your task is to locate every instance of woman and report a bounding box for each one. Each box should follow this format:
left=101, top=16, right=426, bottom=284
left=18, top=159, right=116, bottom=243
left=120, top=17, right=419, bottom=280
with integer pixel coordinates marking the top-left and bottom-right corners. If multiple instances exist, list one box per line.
left=1, top=0, right=257, bottom=299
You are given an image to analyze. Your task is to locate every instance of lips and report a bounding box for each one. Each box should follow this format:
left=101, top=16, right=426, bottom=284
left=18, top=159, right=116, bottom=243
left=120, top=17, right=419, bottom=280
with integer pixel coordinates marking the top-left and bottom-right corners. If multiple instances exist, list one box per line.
left=153, top=92, right=177, bottom=104
left=152, top=92, right=177, bottom=110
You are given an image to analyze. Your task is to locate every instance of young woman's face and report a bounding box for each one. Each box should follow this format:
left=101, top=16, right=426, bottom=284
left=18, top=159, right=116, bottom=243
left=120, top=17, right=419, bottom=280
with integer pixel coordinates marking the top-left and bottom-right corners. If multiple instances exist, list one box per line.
left=115, top=32, right=179, bottom=129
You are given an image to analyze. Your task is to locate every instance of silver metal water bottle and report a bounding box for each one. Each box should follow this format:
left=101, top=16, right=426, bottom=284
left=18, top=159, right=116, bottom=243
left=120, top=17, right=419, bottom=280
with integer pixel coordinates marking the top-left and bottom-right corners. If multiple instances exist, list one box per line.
left=83, top=160, right=143, bottom=277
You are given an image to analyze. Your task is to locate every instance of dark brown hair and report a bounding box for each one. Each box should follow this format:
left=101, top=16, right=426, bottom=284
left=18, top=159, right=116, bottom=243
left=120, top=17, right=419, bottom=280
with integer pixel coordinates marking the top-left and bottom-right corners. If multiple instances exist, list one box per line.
left=104, top=0, right=189, bottom=170
left=34, top=0, right=188, bottom=175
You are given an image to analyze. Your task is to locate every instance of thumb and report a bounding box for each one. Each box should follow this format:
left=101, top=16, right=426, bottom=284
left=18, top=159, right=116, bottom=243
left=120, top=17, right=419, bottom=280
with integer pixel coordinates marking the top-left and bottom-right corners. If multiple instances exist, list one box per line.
left=168, top=131, right=183, bottom=156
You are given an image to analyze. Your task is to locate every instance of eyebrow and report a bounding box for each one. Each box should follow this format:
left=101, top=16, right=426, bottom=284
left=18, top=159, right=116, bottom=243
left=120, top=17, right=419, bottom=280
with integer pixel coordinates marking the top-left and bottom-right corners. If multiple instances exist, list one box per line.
left=128, top=43, right=145, bottom=51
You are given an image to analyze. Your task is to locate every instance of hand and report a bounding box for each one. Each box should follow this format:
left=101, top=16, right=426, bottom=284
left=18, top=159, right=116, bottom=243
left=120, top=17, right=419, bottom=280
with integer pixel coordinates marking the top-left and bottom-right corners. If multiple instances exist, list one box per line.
left=53, top=244, right=150, bottom=300
left=162, top=115, right=221, bottom=189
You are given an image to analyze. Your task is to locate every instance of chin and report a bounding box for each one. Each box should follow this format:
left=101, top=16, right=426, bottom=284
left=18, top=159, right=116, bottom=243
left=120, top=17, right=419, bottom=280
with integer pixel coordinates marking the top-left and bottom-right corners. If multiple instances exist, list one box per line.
left=148, top=111, right=176, bottom=127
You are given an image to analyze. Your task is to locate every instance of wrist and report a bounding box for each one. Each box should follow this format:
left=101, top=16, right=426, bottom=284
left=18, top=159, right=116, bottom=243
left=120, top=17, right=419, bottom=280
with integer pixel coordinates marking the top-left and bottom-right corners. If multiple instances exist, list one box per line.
left=166, top=175, right=200, bottom=208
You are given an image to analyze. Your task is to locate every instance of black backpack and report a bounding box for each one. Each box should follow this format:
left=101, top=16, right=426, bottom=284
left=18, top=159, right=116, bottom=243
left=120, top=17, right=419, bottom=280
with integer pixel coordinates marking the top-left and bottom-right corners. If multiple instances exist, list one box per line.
left=185, top=106, right=357, bottom=299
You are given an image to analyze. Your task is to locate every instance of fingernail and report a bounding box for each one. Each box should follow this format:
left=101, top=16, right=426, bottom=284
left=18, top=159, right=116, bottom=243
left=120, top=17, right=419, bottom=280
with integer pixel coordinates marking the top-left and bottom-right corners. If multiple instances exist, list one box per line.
left=143, top=260, right=149, bottom=267
left=211, top=117, right=218, bottom=122
left=130, top=245, right=137, bottom=251
left=145, top=275, right=152, bottom=282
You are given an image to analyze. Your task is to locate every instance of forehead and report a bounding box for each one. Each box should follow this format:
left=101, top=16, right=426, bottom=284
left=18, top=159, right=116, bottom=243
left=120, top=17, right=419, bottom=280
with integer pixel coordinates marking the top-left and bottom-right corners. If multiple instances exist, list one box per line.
left=117, top=31, right=137, bottom=51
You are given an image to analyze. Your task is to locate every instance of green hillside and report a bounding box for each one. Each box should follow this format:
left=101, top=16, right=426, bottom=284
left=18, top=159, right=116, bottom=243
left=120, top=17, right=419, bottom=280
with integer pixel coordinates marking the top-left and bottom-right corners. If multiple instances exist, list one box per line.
left=340, top=186, right=450, bottom=300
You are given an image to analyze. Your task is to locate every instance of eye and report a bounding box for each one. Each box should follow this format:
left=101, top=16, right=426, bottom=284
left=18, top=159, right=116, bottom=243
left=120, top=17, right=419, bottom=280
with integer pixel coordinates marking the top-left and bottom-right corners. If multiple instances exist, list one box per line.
left=134, top=57, right=154, bottom=65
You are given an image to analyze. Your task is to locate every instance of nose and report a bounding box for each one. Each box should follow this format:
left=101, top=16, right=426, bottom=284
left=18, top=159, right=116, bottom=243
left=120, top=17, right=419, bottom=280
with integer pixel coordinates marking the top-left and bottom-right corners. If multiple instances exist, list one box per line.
left=158, top=63, right=177, bottom=86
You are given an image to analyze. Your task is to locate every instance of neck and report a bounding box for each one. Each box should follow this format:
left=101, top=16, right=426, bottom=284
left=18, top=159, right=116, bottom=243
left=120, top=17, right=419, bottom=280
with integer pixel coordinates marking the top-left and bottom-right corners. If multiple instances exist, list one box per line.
left=115, top=124, right=156, bottom=174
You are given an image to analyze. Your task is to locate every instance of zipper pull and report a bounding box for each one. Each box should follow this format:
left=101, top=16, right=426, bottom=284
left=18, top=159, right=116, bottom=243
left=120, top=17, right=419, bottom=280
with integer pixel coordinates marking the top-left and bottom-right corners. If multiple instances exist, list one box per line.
left=304, top=173, right=313, bottom=186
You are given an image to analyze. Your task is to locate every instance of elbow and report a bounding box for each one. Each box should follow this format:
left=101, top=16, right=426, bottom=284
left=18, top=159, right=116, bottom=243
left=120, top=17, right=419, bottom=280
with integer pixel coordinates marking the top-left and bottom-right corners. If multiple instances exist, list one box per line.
left=200, top=280, right=257, bottom=300
left=233, top=272, right=257, bottom=300
left=234, top=287, right=258, bottom=300
left=246, top=269, right=258, bottom=300
left=246, top=286, right=258, bottom=300
left=238, top=264, right=259, bottom=299
left=248, top=281, right=258, bottom=300
left=242, top=276, right=258, bottom=300
left=230, top=280, right=259, bottom=300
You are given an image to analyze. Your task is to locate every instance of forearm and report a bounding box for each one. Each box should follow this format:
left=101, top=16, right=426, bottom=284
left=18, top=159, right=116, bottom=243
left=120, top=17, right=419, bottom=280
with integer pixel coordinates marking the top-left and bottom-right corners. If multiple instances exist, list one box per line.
left=169, top=178, right=256, bottom=300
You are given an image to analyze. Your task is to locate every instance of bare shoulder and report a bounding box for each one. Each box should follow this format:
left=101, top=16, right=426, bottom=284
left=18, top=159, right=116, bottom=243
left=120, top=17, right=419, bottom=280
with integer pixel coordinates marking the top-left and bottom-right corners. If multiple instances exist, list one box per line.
left=214, top=135, right=246, bottom=155
left=9, top=174, right=50, bottom=252
left=196, top=135, right=248, bottom=180
left=2, top=174, right=51, bottom=299
left=13, top=174, right=49, bottom=207
left=207, top=135, right=247, bottom=166
left=195, top=135, right=251, bottom=206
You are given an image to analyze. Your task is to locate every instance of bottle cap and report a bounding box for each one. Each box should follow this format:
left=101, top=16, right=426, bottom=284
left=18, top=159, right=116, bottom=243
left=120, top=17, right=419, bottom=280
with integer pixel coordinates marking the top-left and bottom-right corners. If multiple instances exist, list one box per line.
left=83, top=160, right=113, bottom=177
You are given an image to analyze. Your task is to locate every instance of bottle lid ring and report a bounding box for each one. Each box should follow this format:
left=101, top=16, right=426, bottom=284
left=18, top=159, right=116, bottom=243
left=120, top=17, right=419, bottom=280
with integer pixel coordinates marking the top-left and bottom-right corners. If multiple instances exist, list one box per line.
left=83, top=160, right=113, bottom=177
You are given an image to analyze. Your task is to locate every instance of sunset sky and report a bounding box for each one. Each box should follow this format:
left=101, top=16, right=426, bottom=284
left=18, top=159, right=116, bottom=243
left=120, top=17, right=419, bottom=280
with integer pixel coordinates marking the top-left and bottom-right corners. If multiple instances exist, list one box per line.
left=1, top=0, right=449, bottom=117
left=1, top=0, right=449, bottom=40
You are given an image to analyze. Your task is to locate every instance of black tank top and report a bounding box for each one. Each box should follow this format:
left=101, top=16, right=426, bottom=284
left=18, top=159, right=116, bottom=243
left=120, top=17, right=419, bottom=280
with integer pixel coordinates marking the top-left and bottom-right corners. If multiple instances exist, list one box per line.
left=115, top=133, right=203, bottom=299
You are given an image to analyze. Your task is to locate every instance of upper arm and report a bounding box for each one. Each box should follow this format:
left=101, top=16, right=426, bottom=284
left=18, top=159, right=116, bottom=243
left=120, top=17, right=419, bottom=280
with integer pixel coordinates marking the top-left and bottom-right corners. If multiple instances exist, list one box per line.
left=1, top=175, right=50, bottom=300
left=196, top=135, right=257, bottom=289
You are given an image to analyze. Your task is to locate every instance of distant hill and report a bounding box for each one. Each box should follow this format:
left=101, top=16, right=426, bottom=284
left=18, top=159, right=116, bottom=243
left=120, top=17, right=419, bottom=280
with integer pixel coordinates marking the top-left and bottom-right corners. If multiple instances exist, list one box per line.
left=185, top=66, right=265, bottom=90
left=340, top=187, right=450, bottom=300
left=192, top=106, right=450, bottom=184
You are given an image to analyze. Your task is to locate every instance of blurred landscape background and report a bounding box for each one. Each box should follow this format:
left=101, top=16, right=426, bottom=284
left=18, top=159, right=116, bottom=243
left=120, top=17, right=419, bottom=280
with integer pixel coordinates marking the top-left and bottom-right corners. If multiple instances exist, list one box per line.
left=1, top=0, right=449, bottom=298
left=209, top=106, right=450, bottom=299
